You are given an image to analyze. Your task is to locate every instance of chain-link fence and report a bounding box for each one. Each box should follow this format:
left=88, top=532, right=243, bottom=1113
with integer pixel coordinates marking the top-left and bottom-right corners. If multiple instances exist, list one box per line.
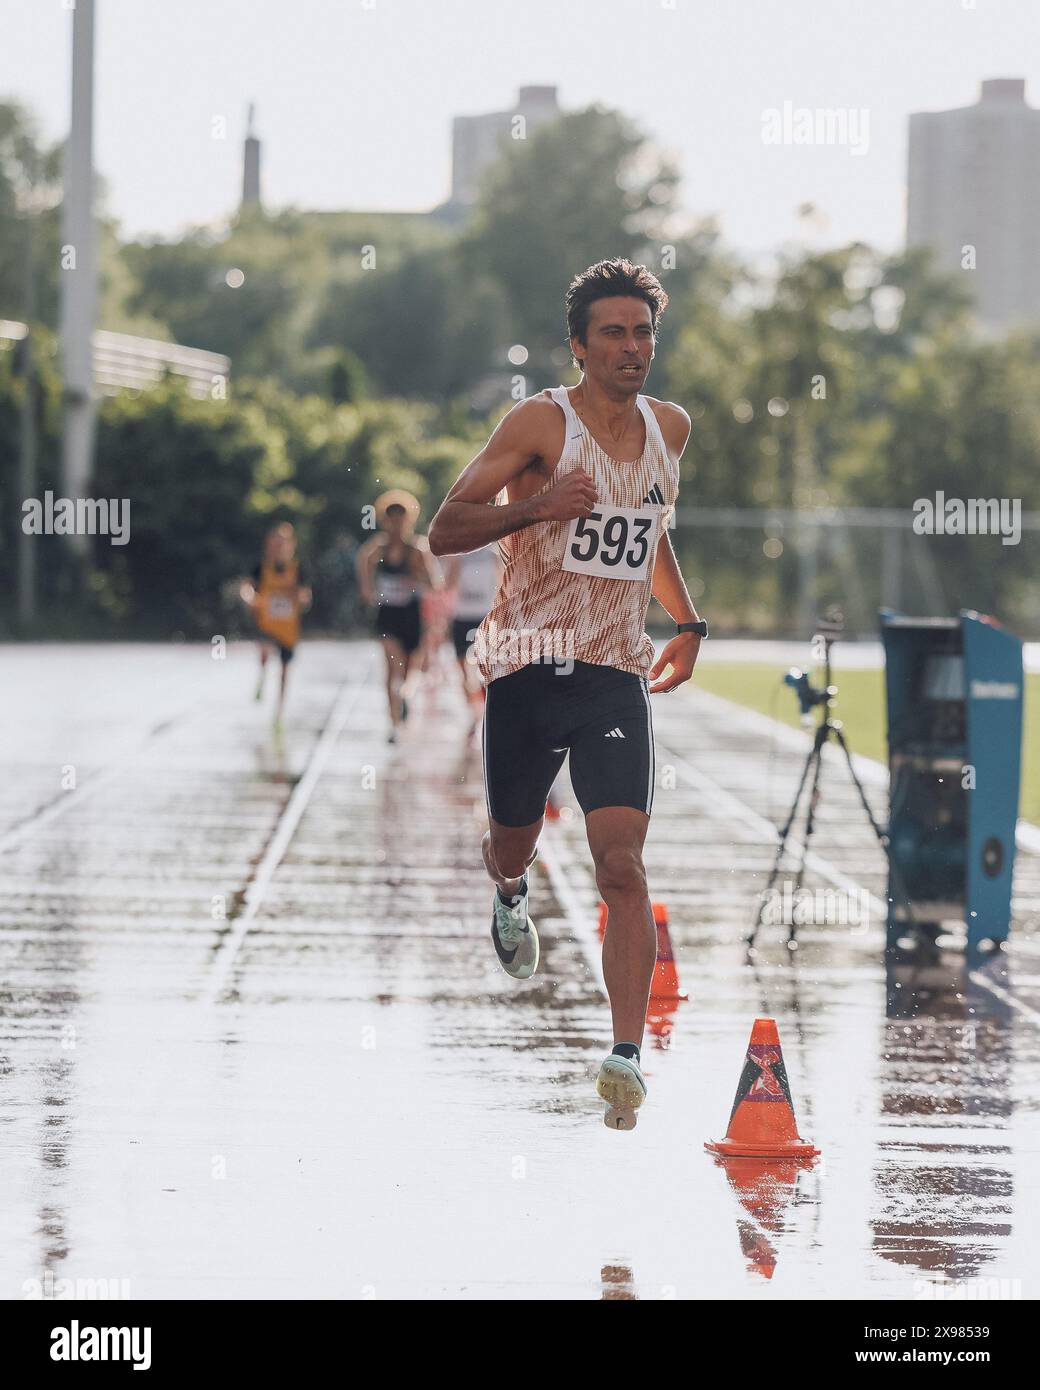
left=666, top=507, right=1040, bottom=639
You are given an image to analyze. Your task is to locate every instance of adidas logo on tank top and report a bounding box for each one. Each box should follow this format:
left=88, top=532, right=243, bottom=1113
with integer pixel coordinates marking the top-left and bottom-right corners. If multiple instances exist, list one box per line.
left=474, top=386, right=680, bottom=685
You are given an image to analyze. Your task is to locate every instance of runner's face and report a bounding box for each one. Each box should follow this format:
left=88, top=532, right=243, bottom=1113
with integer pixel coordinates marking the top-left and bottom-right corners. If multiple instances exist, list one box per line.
left=383, top=509, right=407, bottom=540
left=573, top=297, right=655, bottom=394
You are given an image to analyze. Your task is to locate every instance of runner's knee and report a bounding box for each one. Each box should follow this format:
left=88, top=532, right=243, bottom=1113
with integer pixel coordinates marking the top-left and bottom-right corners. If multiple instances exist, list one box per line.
left=489, top=827, right=538, bottom=881
left=594, top=844, right=647, bottom=903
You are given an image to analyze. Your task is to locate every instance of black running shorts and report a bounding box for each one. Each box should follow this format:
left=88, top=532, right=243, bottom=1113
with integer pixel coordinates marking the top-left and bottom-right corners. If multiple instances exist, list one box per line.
left=257, top=632, right=296, bottom=665
left=376, top=600, right=422, bottom=654
left=483, top=660, right=655, bottom=827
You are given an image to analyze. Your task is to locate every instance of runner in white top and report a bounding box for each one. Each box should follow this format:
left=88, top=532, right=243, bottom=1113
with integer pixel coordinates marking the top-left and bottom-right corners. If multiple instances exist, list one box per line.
left=428, top=258, right=705, bottom=1130
left=441, top=544, right=503, bottom=734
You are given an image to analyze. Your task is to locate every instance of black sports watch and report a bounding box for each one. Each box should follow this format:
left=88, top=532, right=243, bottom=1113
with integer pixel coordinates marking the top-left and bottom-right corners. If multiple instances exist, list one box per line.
left=677, top=620, right=708, bottom=638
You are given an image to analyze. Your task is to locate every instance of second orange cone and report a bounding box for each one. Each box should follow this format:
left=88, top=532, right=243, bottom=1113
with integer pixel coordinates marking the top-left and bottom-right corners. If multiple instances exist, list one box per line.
left=597, top=902, right=688, bottom=1005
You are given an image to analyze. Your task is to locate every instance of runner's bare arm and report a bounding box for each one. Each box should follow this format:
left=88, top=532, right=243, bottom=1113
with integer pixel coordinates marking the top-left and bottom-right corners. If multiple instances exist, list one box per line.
left=427, top=398, right=597, bottom=556
left=649, top=399, right=696, bottom=619
left=651, top=530, right=699, bottom=625
left=423, top=547, right=444, bottom=590
left=355, top=536, right=381, bottom=605
left=411, top=537, right=444, bottom=591
left=647, top=400, right=700, bottom=692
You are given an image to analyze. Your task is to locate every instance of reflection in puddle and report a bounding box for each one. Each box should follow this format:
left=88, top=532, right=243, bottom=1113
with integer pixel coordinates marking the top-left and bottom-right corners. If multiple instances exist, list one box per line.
left=600, top=1263, right=637, bottom=1300
left=710, top=1155, right=819, bottom=1280
left=872, top=956, right=1015, bottom=1280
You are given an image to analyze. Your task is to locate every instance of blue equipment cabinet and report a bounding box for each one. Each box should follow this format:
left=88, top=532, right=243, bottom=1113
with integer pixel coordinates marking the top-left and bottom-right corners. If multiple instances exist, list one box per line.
left=880, top=609, right=1024, bottom=952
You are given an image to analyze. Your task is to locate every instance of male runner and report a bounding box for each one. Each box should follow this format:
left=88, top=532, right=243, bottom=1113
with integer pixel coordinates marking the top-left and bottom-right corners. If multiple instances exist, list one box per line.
left=428, top=258, right=706, bottom=1130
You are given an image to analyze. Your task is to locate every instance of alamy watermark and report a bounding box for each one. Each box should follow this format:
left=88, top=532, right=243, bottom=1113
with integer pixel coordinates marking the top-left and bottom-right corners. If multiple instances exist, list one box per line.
left=22, top=491, right=130, bottom=546
left=913, top=1272, right=1022, bottom=1301
left=912, top=492, right=1021, bottom=546
left=761, top=102, right=870, bottom=156
left=468, top=620, right=576, bottom=675
left=759, top=881, right=871, bottom=933
left=23, top=1270, right=131, bottom=1299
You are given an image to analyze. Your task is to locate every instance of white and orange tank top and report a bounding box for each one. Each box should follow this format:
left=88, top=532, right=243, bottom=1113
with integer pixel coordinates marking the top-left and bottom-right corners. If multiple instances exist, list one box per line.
left=473, top=387, right=679, bottom=685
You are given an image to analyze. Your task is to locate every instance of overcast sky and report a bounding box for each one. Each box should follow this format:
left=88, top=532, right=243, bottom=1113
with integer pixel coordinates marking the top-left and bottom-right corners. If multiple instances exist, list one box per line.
left=3, top=0, right=1038, bottom=256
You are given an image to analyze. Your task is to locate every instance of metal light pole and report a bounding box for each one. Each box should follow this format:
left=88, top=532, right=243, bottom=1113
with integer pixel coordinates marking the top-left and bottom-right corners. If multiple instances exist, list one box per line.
left=59, top=0, right=98, bottom=552
left=18, top=199, right=38, bottom=626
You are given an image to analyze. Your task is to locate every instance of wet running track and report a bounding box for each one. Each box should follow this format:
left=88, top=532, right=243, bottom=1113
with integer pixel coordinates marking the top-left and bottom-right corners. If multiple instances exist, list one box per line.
left=1, top=641, right=1038, bottom=1299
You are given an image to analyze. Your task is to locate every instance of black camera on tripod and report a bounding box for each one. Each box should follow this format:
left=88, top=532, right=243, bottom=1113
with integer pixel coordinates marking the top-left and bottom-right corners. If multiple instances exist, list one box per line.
left=783, top=667, right=829, bottom=719
left=782, top=607, right=844, bottom=722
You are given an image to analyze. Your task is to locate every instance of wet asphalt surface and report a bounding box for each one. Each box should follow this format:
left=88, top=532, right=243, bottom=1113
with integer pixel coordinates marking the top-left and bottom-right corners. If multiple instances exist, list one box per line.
left=1, top=640, right=1038, bottom=1300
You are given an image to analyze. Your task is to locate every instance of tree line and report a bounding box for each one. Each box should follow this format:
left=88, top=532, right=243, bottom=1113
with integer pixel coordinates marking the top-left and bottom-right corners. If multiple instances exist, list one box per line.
left=1, top=99, right=1038, bottom=638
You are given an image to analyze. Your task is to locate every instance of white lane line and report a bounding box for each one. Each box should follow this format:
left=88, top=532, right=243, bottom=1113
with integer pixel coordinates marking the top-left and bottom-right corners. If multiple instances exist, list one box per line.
left=200, top=657, right=374, bottom=1005
left=0, top=767, right=127, bottom=855
left=657, top=739, right=891, bottom=922
left=688, top=684, right=1040, bottom=854
left=967, top=970, right=1040, bottom=1026
left=0, top=706, right=205, bottom=856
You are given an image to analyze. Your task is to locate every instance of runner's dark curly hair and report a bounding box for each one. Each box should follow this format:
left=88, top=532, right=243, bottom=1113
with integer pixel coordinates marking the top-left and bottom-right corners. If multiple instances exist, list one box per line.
left=565, top=258, right=669, bottom=361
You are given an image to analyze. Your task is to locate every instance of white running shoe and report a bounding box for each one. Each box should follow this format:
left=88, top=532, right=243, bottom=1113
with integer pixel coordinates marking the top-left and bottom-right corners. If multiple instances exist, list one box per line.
left=490, top=876, right=539, bottom=980
left=597, top=1054, right=647, bottom=1131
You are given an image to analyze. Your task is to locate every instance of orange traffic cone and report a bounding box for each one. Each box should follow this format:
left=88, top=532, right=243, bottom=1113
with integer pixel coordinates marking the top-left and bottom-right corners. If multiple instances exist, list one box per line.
left=597, top=903, right=688, bottom=1036
left=597, top=902, right=609, bottom=941
left=704, top=1018, right=819, bottom=1159
left=649, top=903, right=687, bottom=1004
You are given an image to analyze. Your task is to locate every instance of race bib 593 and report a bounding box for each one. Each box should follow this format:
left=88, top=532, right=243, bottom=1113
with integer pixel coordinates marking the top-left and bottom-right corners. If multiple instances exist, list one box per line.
left=561, top=504, right=658, bottom=582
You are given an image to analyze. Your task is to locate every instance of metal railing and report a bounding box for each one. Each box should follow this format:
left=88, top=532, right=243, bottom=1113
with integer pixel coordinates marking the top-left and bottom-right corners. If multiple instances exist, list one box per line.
left=0, top=321, right=230, bottom=400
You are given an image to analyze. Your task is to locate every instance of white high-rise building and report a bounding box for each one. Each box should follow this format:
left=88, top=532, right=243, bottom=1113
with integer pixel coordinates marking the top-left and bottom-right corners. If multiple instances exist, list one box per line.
left=449, top=86, right=561, bottom=211
left=907, top=79, right=1040, bottom=333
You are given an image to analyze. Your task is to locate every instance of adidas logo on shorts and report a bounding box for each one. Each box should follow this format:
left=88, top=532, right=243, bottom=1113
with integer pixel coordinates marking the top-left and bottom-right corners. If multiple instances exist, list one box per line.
left=604, top=727, right=626, bottom=739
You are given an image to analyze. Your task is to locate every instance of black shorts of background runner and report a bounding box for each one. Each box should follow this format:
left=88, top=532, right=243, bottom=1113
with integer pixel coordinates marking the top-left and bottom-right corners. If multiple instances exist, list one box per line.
left=483, top=659, right=655, bottom=827
left=256, top=632, right=296, bottom=665
left=452, top=617, right=480, bottom=661
left=376, top=599, right=422, bottom=654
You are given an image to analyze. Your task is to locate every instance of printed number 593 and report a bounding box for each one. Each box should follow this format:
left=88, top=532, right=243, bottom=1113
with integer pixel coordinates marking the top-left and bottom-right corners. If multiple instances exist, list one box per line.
left=569, top=512, right=653, bottom=570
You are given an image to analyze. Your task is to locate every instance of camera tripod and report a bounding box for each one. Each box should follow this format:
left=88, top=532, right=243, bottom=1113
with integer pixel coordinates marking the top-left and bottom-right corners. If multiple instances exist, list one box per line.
left=746, top=629, right=911, bottom=950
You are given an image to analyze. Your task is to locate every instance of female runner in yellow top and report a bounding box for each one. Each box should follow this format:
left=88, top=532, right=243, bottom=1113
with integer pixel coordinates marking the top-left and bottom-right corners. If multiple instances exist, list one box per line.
left=240, top=522, right=312, bottom=728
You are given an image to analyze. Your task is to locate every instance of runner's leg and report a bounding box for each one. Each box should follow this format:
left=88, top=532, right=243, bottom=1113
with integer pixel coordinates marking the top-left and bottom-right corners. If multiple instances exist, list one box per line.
left=482, top=818, right=541, bottom=895
left=481, top=665, right=563, bottom=892
left=567, top=670, right=657, bottom=1048
left=399, top=604, right=424, bottom=714
left=585, top=807, right=655, bottom=1049
left=401, top=647, right=422, bottom=709
left=276, top=646, right=292, bottom=721
left=381, top=636, right=407, bottom=725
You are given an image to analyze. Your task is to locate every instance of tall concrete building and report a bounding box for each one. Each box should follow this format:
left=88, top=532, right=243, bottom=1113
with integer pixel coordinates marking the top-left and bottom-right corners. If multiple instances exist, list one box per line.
left=447, top=85, right=560, bottom=214
left=242, top=103, right=262, bottom=210
left=235, top=86, right=560, bottom=227
left=907, top=79, right=1040, bottom=333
